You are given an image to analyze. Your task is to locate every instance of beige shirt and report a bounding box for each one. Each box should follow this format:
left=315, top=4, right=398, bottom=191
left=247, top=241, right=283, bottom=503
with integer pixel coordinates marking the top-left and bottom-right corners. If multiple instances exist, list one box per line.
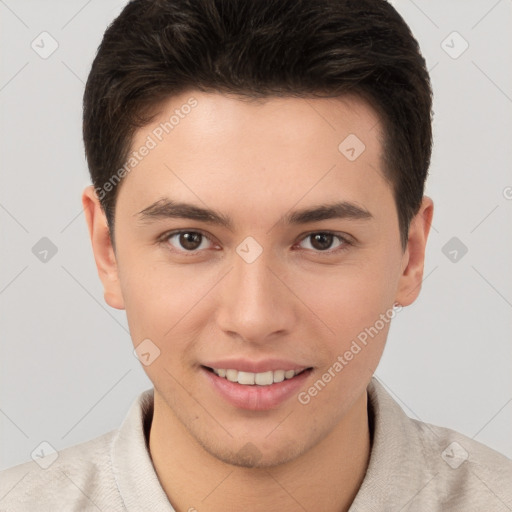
left=1, top=377, right=511, bottom=511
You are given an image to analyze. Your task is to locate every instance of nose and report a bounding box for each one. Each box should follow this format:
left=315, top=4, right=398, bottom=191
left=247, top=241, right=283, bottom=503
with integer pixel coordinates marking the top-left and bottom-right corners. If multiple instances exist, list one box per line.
left=215, top=246, right=297, bottom=346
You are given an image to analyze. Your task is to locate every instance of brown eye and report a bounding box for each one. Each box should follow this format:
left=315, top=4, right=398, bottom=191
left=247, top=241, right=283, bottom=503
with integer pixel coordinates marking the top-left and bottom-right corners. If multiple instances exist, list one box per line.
left=310, top=233, right=334, bottom=251
left=298, top=232, right=350, bottom=253
left=166, top=231, right=212, bottom=252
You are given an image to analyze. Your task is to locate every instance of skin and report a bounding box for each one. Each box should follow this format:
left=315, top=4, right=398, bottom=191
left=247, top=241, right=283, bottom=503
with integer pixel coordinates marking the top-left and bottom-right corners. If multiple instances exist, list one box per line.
left=83, top=91, right=433, bottom=512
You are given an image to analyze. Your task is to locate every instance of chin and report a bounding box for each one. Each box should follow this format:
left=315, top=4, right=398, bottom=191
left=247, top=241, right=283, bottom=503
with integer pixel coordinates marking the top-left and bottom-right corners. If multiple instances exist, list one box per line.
left=199, top=436, right=306, bottom=469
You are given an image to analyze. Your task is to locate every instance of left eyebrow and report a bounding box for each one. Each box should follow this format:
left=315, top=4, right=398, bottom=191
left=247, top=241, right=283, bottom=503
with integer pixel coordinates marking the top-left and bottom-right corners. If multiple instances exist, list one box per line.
left=285, top=201, right=373, bottom=224
left=135, top=198, right=373, bottom=230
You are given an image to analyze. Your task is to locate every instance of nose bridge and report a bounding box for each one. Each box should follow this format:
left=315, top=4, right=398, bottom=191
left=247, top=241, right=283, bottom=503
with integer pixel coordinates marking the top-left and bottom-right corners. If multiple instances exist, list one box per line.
left=230, top=245, right=277, bottom=308
left=217, top=242, right=294, bottom=341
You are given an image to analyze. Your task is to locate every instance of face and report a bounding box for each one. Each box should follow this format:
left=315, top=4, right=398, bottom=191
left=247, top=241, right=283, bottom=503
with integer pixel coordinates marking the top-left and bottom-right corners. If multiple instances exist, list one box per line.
left=84, top=91, right=432, bottom=468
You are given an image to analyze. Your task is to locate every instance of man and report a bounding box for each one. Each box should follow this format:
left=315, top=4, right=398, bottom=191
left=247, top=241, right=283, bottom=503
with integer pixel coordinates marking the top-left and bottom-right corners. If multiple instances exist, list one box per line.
left=1, top=0, right=511, bottom=510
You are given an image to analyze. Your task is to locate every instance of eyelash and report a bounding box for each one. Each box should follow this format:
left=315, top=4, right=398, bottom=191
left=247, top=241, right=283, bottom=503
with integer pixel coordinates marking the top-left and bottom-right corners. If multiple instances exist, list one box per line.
left=159, top=229, right=353, bottom=256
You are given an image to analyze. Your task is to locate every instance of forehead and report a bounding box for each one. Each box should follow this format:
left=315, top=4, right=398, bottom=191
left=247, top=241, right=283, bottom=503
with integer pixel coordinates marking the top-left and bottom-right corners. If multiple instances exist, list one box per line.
left=147, top=91, right=383, bottom=149
left=119, top=91, right=392, bottom=226
left=131, top=90, right=383, bottom=154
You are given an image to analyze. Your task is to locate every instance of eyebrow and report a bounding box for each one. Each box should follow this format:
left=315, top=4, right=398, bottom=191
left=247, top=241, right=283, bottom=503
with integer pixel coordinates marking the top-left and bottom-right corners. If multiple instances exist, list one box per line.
left=135, top=198, right=373, bottom=230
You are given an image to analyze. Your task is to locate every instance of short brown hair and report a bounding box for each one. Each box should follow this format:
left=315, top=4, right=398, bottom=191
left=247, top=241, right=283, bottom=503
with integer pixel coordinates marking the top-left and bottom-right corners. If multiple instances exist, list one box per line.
left=83, top=0, right=433, bottom=251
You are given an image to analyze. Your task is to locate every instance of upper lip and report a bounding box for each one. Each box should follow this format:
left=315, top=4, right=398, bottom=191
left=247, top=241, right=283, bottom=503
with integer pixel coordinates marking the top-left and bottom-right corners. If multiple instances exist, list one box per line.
left=202, top=358, right=311, bottom=373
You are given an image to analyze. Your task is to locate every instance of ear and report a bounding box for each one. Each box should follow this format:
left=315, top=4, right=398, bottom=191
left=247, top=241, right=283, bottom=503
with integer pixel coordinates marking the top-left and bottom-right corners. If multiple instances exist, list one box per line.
left=82, top=186, right=125, bottom=310
left=394, top=196, right=434, bottom=307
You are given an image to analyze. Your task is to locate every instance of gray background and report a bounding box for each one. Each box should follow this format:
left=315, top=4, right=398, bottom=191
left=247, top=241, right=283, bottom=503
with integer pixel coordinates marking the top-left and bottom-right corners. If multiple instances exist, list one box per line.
left=1, top=0, right=511, bottom=471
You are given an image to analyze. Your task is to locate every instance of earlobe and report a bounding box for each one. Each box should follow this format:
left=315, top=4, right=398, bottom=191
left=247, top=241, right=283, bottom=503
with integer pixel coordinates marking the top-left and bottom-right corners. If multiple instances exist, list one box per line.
left=394, top=196, right=434, bottom=307
left=82, top=186, right=125, bottom=310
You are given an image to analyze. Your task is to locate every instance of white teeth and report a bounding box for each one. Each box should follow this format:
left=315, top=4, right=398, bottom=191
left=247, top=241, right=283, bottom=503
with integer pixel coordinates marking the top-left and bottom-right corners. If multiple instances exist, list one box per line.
left=226, top=369, right=238, bottom=382
left=237, top=371, right=255, bottom=385
left=273, top=369, right=285, bottom=383
left=284, top=370, right=295, bottom=379
left=212, top=367, right=304, bottom=385
left=254, top=371, right=274, bottom=386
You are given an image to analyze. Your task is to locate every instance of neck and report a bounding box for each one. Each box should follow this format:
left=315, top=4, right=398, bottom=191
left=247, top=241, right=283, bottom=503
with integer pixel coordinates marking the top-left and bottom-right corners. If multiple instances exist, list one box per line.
left=149, top=390, right=370, bottom=512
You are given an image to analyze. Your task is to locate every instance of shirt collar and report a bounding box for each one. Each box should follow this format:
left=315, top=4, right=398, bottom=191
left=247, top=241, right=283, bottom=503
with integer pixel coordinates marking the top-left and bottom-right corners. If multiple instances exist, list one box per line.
left=348, top=376, right=434, bottom=510
left=110, top=387, right=175, bottom=511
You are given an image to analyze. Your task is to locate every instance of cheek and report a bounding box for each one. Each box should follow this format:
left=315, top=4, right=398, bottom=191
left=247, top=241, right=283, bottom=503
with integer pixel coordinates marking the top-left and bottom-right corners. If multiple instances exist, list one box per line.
left=120, top=263, right=206, bottom=388
left=120, top=256, right=216, bottom=350
left=293, top=259, right=396, bottom=341
left=288, top=256, right=399, bottom=400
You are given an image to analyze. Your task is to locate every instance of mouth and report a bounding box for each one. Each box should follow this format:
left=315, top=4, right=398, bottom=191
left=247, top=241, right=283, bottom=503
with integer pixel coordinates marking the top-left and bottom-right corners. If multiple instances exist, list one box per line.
left=203, top=366, right=311, bottom=386
left=201, top=365, right=313, bottom=410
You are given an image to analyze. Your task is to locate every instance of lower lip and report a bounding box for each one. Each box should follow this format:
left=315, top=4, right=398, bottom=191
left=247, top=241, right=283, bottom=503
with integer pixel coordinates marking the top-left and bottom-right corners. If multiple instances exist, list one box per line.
left=202, top=367, right=313, bottom=411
